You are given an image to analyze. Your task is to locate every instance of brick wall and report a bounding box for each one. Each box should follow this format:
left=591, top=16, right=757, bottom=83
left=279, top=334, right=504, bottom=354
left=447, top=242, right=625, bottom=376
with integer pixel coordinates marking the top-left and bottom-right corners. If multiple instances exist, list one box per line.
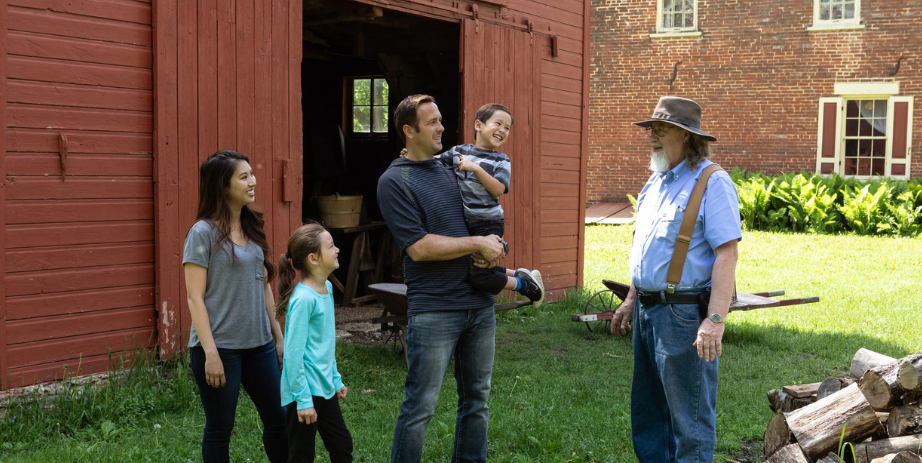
left=588, top=0, right=922, bottom=203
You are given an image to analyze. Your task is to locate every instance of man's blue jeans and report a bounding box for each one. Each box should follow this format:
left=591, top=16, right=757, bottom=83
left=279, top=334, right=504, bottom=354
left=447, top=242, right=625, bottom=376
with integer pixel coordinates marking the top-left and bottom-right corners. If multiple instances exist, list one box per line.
left=391, top=306, right=496, bottom=463
left=631, top=298, right=718, bottom=463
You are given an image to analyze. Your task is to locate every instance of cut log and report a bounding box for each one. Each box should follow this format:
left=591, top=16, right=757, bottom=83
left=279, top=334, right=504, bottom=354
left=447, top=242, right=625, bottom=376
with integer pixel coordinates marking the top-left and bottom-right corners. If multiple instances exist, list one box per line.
left=869, top=451, right=922, bottom=463
left=819, top=377, right=857, bottom=400
left=784, top=382, right=823, bottom=398
left=765, top=412, right=795, bottom=458
left=852, top=434, right=922, bottom=463
left=853, top=349, right=898, bottom=379
left=903, top=388, right=922, bottom=406
left=887, top=404, right=922, bottom=437
left=767, top=443, right=810, bottom=463
left=785, top=383, right=885, bottom=460
left=768, top=388, right=815, bottom=413
left=860, top=361, right=919, bottom=410
left=817, top=453, right=843, bottom=463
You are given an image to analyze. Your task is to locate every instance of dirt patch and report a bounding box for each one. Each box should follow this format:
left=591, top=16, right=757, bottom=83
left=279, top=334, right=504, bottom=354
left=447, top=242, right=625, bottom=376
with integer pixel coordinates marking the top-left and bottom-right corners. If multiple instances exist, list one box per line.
left=726, top=439, right=763, bottom=463
left=336, top=303, right=389, bottom=347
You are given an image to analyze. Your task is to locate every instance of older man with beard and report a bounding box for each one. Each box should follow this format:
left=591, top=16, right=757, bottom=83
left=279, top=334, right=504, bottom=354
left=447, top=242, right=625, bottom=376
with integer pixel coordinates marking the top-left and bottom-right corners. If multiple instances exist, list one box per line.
left=610, top=96, right=741, bottom=463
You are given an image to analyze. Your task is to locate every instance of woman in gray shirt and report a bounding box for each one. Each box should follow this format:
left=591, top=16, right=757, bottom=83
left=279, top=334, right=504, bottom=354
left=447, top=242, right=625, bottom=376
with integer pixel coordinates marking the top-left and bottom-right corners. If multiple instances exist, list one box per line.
left=182, top=150, right=288, bottom=462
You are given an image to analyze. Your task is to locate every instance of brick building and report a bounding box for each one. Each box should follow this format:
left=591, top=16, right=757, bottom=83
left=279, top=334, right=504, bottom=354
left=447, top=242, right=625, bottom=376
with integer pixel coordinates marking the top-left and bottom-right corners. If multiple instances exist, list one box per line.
left=588, top=0, right=919, bottom=203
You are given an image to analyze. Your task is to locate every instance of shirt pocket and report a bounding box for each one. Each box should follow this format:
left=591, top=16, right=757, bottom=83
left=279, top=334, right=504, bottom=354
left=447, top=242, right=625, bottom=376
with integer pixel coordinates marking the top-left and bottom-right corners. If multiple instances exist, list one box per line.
left=654, top=204, right=686, bottom=241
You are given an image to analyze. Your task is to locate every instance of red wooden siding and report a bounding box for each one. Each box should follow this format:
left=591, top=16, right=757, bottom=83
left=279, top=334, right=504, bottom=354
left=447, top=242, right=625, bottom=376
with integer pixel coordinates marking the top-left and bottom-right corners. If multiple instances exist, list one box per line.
left=461, top=19, right=542, bottom=276
left=154, top=0, right=303, bottom=357
left=3, top=0, right=155, bottom=388
left=358, top=0, right=589, bottom=299
left=1, top=0, right=10, bottom=390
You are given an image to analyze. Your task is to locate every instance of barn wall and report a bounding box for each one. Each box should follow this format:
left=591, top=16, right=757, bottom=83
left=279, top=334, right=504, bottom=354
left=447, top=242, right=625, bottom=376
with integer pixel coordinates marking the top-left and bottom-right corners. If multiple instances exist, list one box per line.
left=3, top=0, right=156, bottom=388
left=352, top=0, right=591, bottom=297
left=154, top=0, right=303, bottom=356
left=588, top=0, right=922, bottom=203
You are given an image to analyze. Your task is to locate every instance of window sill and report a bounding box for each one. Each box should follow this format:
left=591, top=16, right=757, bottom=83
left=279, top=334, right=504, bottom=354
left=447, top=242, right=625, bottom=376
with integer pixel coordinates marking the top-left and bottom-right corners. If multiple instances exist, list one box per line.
left=806, top=23, right=865, bottom=32
left=649, top=30, right=703, bottom=39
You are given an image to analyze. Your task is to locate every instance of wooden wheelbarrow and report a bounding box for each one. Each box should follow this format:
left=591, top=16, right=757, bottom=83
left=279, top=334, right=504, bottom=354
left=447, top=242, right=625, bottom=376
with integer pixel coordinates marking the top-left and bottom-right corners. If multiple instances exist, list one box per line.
left=367, top=283, right=534, bottom=363
left=571, top=279, right=820, bottom=333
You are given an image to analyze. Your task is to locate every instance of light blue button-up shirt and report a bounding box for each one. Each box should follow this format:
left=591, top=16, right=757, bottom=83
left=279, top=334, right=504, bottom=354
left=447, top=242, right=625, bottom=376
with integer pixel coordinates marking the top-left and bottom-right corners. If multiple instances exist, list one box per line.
left=280, top=281, right=344, bottom=410
left=629, top=159, right=742, bottom=292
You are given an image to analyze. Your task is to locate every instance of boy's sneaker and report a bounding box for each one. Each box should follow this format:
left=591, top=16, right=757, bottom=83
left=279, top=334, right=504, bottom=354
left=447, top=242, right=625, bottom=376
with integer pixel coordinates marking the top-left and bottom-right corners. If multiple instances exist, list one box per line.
left=514, top=268, right=545, bottom=308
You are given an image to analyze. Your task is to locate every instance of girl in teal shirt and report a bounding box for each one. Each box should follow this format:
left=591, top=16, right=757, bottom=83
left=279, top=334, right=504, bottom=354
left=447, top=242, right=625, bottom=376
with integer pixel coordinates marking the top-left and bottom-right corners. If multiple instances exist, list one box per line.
left=277, top=223, right=353, bottom=462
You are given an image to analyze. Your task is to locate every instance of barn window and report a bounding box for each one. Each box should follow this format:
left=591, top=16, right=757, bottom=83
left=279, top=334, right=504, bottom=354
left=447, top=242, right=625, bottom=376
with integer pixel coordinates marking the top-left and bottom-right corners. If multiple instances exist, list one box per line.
left=350, top=77, right=389, bottom=135
left=808, top=0, right=864, bottom=31
left=816, top=85, right=912, bottom=179
left=651, top=0, right=701, bottom=38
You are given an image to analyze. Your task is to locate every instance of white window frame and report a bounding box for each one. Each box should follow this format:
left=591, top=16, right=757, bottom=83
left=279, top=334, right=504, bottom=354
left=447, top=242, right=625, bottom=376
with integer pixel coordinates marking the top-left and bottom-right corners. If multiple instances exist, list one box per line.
left=815, top=87, right=913, bottom=180
left=807, top=0, right=865, bottom=32
left=650, top=0, right=702, bottom=39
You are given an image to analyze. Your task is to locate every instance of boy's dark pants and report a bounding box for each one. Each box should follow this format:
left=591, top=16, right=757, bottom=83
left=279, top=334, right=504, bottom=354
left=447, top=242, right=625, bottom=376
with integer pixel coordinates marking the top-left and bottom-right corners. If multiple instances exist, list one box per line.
left=286, top=395, right=353, bottom=463
left=467, top=219, right=509, bottom=295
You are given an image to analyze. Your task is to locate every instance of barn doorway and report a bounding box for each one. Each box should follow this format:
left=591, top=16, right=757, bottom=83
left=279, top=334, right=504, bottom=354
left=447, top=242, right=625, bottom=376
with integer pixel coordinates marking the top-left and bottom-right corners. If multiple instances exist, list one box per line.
left=301, top=2, right=461, bottom=303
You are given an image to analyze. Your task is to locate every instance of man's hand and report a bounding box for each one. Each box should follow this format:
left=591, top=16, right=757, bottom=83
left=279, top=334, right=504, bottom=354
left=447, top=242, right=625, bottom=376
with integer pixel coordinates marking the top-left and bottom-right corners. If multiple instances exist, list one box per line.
left=297, top=407, right=317, bottom=424
left=471, top=235, right=505, bottom=268
left=609, top=301, right=635, bottom=336
left=693, top=318, right=725, bottom=362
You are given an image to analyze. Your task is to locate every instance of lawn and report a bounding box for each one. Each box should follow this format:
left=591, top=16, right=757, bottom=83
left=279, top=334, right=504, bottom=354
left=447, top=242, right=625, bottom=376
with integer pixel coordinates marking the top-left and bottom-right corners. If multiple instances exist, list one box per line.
left=3, top=225, right=921, bottom=462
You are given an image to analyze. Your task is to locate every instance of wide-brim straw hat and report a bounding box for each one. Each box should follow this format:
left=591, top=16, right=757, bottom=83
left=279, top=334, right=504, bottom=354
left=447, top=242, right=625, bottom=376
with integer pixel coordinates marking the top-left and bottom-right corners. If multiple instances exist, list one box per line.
left=633, top=96, right=717, bottom=142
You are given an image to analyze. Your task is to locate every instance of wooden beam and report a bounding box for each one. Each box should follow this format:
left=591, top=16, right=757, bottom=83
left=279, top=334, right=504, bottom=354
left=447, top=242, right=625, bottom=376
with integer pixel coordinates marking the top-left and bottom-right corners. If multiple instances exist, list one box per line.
left=0, top=0, right=9, bottom=389
left=153, top=0, right=182, bottom=358
left=576, top=0, right=590, bottom=290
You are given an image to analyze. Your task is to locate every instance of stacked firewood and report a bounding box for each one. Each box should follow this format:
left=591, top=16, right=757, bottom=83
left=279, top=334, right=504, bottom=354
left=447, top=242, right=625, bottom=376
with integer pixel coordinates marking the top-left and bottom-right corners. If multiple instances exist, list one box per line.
left=763, top=348, right=922, bottom=463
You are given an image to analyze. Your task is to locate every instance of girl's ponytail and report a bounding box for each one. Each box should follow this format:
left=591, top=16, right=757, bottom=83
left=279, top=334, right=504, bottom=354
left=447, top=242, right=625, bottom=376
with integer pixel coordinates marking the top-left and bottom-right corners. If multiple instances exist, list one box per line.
left=276, top=252, right=297, bottom=321
left=275, top=222, right=327, bottom=321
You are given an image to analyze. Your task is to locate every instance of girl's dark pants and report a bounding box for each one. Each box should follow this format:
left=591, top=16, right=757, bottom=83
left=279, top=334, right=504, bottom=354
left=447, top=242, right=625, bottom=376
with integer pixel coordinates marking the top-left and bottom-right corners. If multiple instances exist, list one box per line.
left=466, top=219, right=509, bottom=294
left=286, top=395, right=353, bottom=463
left=190, top=341, right=289, bottom=463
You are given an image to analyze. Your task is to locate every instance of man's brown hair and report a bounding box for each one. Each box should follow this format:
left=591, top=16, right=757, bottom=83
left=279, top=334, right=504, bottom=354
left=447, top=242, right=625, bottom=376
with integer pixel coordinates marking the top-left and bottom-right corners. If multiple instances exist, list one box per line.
left=394, top=94, right=436, bottom=144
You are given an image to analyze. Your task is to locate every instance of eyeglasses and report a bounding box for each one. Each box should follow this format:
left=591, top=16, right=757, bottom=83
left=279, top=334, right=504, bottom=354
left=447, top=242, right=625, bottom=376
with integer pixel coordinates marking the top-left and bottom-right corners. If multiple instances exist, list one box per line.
left=644, top=125, right=676, bottom=137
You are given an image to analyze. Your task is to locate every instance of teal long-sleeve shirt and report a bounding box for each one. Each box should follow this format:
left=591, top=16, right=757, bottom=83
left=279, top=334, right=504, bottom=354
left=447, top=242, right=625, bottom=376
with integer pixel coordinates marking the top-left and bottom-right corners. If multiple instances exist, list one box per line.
left=280, top=281, right=344, bottom=410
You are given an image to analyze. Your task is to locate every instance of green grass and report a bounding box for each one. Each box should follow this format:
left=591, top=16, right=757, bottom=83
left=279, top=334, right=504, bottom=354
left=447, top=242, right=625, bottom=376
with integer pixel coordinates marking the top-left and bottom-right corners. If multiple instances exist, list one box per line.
left=3, top=225, right=922, bottom=462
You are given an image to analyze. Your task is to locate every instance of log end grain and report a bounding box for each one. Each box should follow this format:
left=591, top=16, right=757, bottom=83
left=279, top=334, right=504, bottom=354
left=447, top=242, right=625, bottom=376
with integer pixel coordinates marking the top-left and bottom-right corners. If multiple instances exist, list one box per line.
left=765, top=412, right=794, bottom=459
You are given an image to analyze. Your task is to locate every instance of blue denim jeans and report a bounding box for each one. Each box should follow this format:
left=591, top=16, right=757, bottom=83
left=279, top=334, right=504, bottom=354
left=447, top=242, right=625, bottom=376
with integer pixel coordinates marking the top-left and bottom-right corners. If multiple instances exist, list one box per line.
left=391, top=306, right=496, bottom=463
left=190, top=341, right=289, bottom=463
left=630, top=298, right=718, bottom=463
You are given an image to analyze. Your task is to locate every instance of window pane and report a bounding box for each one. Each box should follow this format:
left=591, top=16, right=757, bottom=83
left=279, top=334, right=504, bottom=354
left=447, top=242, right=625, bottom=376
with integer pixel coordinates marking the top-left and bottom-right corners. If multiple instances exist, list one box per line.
left=844, top=157, right=857, bottom=175
left=871, top=158, right=885, bottom=176
left=664, top=13, right=674, bottom=28
left=846, top=100, right=858, bottom=118
left=858, top=138, right=872, bottom=156
left=843, top=2, right=855, bottom=19
left=820, top=4, right=830, bottom=20
left=872, top=139, right=886, bottom=158
left=844, top=139, right=858, bottom=158
left=664, top=0, right=674, bottom=12
left=353, top=106, right=370, bottom=133
left=873, top=100, right=887, bottom=118
left=373, top=106, right=388, bottom=133
left=353, top=79, right=370, bottom=106
left=857, top=158, right=870, bottom=176
left=684, top=11, right=694, bottom=27
left=832, top=4, right=842, bottom=20
left=373, top=79, right=388, bottom=106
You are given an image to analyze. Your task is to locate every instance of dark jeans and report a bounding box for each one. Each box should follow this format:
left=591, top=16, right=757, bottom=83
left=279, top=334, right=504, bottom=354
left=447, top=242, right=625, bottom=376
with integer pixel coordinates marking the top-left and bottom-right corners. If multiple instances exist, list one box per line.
left=286, top=396, right=353, bottom=463
left=466, top=219, right=508, bottom=294
left=190, top=341, right=289, bottom=463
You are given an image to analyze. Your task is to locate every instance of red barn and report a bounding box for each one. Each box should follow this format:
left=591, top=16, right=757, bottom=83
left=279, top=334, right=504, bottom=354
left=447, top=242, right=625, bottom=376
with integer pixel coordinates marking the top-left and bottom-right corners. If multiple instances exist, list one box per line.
left=0, top=0, right=592, bottom=389
left=588, top=0, right=919, bottom=203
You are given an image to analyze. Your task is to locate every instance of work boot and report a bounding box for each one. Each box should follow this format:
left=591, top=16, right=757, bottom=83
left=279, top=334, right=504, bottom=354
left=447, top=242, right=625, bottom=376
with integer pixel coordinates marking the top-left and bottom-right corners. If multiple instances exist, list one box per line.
left=514, top=268, right=545, bottom=308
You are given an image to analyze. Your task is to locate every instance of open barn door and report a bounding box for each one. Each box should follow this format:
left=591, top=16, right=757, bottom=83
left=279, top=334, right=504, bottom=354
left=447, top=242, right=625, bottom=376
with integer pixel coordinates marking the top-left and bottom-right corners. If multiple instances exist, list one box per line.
left=460, top=19, right=542, bottom=273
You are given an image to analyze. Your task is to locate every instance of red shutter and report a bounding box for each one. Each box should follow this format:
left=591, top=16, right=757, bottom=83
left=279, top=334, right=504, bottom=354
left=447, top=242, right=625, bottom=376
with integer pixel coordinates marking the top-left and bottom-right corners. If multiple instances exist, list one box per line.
left=816, top=98, right=842, bottom=175
left=888, top=97, right=913, bottom=178
left=461, top=19, right=542, bottom=272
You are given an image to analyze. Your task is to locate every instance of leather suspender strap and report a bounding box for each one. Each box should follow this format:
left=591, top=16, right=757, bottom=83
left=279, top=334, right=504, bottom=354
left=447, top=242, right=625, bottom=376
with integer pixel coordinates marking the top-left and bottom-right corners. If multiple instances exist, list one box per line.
left=665, top=164, right=722, bottom=293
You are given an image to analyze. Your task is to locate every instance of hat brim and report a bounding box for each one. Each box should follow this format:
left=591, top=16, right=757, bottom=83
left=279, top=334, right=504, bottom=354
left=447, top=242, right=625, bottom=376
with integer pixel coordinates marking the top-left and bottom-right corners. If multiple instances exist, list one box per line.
left=633, top=119, right=717, bottom=142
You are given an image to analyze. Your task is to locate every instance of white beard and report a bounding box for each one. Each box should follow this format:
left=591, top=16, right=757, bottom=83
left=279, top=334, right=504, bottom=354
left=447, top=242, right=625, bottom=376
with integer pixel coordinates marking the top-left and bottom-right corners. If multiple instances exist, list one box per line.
left=649, top=150, right=671, bottom=173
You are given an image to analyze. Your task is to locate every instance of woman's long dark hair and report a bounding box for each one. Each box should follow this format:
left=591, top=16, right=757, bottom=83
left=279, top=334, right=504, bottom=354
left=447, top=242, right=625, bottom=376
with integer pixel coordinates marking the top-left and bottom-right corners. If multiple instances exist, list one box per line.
left=276, top=222, right=327, bottom=320
left=195, top=149, right=276, bottom=281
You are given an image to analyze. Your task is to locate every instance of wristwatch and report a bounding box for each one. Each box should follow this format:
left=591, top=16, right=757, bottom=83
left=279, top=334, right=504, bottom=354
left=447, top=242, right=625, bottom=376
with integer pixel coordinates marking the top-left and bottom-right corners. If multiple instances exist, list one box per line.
left=500, top=240, right=509, bottom=254
left=707, top=313, right=725, bottom=323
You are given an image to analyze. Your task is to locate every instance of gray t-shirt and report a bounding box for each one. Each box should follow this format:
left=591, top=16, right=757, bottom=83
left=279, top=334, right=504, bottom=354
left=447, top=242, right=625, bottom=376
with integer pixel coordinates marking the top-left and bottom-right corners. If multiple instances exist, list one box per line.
left=182, top=220, right=273, bottom=349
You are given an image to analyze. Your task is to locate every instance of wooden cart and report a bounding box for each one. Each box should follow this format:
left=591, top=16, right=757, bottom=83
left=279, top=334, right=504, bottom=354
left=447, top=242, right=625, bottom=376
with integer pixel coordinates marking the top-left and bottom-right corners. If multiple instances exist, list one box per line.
left=367, top=283, right=533, bottom=362
left=572, top=279, right=820, bottom=333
